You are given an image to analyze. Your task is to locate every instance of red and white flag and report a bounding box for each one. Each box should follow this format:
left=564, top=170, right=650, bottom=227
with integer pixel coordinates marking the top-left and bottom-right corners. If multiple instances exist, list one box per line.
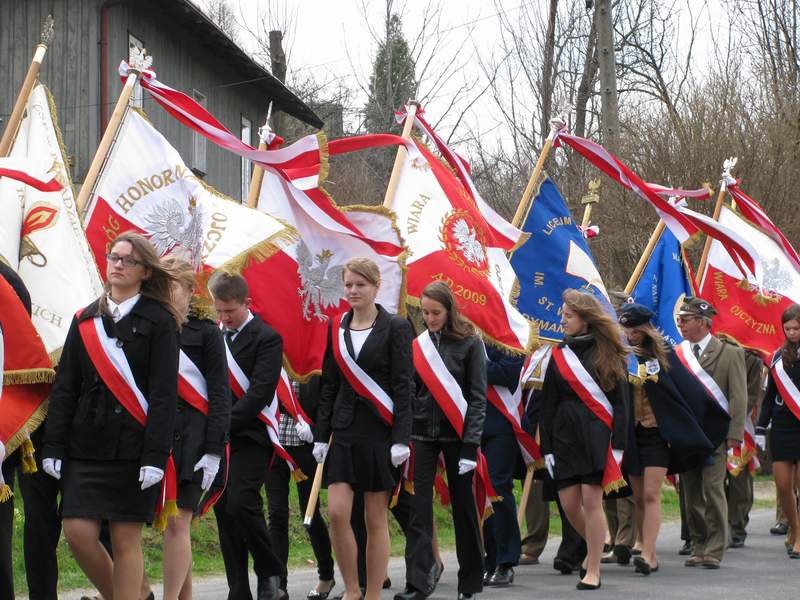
left=0, top=157, right=62, bottom=192
left=698, top=206, right=800, bottom=360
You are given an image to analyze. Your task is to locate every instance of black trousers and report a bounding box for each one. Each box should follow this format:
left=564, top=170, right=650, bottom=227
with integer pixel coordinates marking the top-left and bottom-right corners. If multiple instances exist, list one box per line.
left=482, top=430, right=521, bottom=570
left=406, top=439, right=484, bottom=595
left=0, top=428, right=61, bottom=600
left=214, top=438, right=284, bottom=600
left=266, top=443, right=334, bottom=590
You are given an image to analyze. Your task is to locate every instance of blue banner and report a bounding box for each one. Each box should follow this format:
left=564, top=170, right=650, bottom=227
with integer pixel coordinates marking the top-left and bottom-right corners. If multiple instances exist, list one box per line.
left=510, top=177, right=612, bottom=342
left=628, top=227, right=693, bottom=345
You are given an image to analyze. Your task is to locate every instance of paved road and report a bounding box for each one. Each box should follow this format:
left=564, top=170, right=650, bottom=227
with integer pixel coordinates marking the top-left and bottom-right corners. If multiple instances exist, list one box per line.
left=52, top=508, right=796, bottom=600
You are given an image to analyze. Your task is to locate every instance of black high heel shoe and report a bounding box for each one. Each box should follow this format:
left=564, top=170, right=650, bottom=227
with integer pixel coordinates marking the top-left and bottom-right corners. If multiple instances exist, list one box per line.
left=576, top=579, right=601, bottom=590
left=307, top=579, right=336, bottom=600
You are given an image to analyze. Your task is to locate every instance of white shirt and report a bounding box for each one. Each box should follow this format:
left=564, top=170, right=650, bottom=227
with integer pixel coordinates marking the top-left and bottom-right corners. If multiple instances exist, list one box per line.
left=692, top=332, right=714, bottom=357
left=227, top=310, right=254, bottom=342
left=350, top=328, right=372, bottom=360
left=107, top=293, right=141, bottom=323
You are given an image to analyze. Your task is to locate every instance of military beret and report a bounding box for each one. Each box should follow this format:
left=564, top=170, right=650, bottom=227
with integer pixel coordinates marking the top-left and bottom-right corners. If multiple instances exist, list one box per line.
left=677, top=296, right=717, bottom=318
left=618, top=303, right=655, bottom=327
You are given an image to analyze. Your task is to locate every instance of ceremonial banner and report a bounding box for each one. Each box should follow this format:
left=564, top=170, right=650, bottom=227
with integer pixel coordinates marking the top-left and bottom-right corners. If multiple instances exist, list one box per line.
left=510, top=177, right=611, bottom=343
left=253, top=151, right=406, bottom=379
left=0, top=84, right=103, bottom=362
left=628, top=227, right=694, bottom=345
left=390, top=139, right=535, bottom=352
left=699, top=206, right=800, bottom=359
left=82, top=110, right=294, bottom=309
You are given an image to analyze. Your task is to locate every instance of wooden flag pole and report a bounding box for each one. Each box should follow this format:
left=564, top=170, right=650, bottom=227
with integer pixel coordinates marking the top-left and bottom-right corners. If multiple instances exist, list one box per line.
left=76, top=50, right=150, bottom=216
left=511, top=115, right=566, bottom=228
left=246, top=102, right=273, bottom=209
left=0, top=15, right=55, bottom=157
left=695, top=157, right=737, bottom=282
left=623, top=220, right=666, bottom=296
left=517, top=466, right=534, bottom=528
left=303, top=435, right=332, bottom=528
left=382, top=101, right=420, bottom=209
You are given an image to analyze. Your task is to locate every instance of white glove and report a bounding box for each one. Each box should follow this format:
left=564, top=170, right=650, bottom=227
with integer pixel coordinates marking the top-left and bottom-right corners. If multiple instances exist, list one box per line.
left=544, top=453, right=555, bottom=478
left=458, top=458, right=477, bottom=475
left=612, top=449, right=624, bottom=465
left=390, top=443, right=411, bottom=467
left=295, top=420, right=314, bottom=444
left=138, top=465, right=164, bottom=490
left=0, top=441, right=5, bottom=464
left=42, top=457, right=62, bottom=480
left=313, top=442, right=329, bottom=464
left=755, top=434, right=767, bottom=451
left=193, top=453, right=221, bottom=491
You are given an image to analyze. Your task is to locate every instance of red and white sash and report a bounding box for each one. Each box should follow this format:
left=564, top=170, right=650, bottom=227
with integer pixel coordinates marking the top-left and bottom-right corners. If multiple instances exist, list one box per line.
left=178, top=350, right=209, bottom=415
left=223, top=340, right=304, bottom=479
left=275, top=369, right=313, bottom=427
left=770, top=355, right=800, bottom=423
left=551, top=345, right=626, bottom=493
left=675, top=341, right=729, bottom=414
left=329, top=314, right=394, bottom=425
left=486, top=384, right=542, bottom=466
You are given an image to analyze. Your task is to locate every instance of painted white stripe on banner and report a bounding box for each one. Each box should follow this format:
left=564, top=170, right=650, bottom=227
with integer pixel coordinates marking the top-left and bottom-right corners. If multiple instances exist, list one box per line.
left=679, top=341, right=729, bottom=414
left=179, top=350, right=208, bottom=400
left=92, top=317, right=148, bottom=416
left=418, top=330, right=469, bottom=419
left=561, top=346, right=614, bottom=418
left=335, top=325, right=394, bottom=416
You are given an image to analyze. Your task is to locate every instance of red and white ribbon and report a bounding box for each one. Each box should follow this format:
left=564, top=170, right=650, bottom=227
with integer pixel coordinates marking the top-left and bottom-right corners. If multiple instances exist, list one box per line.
left=675, top=341, right=730, bottom=414
left=329, top=314, right=394, bottom=426
left=551, top=345, right=625, bottom=492
left=178, top=350, right=209, bottom=416
left=486, top=384, right=542, bottom=465
left=770, top=356, right=800, bottom=423
left=0, top=157, right=63, bottom=192
left=412, top=330, right=468, bottom=436
left=275, top=369, right=313, bottom=426
left=647, top=182, right=713, bottom=200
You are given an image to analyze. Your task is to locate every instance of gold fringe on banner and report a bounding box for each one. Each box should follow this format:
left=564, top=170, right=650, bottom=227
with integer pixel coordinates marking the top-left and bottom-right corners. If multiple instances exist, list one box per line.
left=3, top=402, right=48, bottom=457
left=3, top=367, right=55, bottom=386
left=152, top=500, right=179, bottom=532
left=0, top=485, right=13, bottom=503
left=291, top=469, right=308, bottom=483
left=20, top=438, right=38, bottom=474
left=604, top=478, right=629, bottom=495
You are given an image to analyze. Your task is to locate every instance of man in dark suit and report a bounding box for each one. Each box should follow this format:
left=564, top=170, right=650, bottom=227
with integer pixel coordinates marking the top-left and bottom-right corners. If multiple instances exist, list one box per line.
left=211, top=273, right=284, bottom=600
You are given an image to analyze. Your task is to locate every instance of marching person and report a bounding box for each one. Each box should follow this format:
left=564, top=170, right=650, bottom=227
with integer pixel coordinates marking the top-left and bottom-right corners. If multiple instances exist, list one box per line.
left=756, top=303, right=800, bottom=558
left=42, top=232, right=180, bottom=600
left=210, top=272, right=285, bottom=600
left=676, top=297, right=747, bottom=570
left=540, top=289, right=628, bottom=590
left=401, top=280, right=487, bottom=600
left=618, top=303, right=722, bottom=575
left=266, top=375, right=336, bottom=600
left=313, top=257, right=413, bottom=600
left=161, top=257, right=230, bottom=600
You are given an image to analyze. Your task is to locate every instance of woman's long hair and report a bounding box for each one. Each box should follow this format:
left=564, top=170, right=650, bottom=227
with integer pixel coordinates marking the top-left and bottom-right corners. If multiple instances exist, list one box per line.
left=627, top=322, right=671, bottom=371
left=421, top=281, right=475, bottom=339
left=562, top=289, right=627, bottom=390
left=101, top=232, right=182, bottom=327
left=161, top=255, right=196, bottom=325
left=780, top=304, right=800, bottom=367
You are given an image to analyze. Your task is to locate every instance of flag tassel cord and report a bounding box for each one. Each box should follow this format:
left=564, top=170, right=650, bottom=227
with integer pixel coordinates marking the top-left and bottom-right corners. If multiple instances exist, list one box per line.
left=623, top=220, right=667, bottom=296
left=0, top=16, right=54, bottom=157
left=382, top=101, right=420, bottom=209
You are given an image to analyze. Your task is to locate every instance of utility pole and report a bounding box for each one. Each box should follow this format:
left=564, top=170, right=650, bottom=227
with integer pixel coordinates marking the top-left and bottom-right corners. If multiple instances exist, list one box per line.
left=593, top=0, right=619, bottom=153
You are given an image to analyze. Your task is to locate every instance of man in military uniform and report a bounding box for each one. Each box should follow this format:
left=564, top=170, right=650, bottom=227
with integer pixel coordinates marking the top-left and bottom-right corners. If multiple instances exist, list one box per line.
left=677, top=298, right=747, bottom=569
left=725, top=346, right=764, bottom=548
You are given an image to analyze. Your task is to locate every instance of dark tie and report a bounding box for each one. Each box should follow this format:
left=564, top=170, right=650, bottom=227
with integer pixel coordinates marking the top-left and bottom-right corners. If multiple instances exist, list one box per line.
left=225, top=328, right=238, bottom=345
left=693, top=344, right=701, bottom=360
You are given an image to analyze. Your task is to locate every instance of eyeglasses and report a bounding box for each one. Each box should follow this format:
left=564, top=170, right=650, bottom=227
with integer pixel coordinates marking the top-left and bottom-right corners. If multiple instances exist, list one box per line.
left=676, top=315, right=699, bottom=324
left=106, top=253, right=142, bottom=268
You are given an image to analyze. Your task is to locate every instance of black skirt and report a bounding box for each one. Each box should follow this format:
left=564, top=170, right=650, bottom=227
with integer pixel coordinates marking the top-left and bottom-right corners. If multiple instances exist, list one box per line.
left=324, top=403, right=397, bottom=492
left=177, top=480, right=204, bottom=512
left=634, top=425, right=671, bottom=470
left=551, top=397, right=610, bottom=481
left=61, top=459, right=159, bottom=522
left=770, top=405, right=800, bottom=462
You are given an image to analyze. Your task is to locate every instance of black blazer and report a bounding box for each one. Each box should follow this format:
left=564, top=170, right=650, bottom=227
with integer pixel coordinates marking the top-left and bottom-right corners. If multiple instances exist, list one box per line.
left=483, top=344, right=525, bottom=437
left=315, top=305, right=413, bottom=446
left=298, top=374, right=322, bottom=431
left=174, top=316, right=231, bottom=481
left=43, top=296, right=178, bottom=470
left=226, top=313, right=283, bottom=446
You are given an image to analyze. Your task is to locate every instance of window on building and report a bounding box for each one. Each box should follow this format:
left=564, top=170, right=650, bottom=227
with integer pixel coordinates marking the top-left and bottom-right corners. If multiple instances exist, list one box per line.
left=192, top=90, right=207, bottom=176
left=241, top=116, right=252, bottom=204
left=128, top=33, right=144, bottom=109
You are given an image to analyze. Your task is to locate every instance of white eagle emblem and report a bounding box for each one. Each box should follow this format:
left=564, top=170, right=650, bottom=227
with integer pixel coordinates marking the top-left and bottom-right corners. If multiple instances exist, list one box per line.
left=144, top=197, right=205, bottom=269
left=452, top=218, right=486, bottom=265
left=297, top=240, right=344, bottom=321
left=762, top=257, right=792, bottom=294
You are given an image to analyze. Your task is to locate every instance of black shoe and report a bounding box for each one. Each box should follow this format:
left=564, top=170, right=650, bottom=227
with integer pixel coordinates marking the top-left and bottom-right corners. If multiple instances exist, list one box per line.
left=393, top=586, right=429, bottom=600
left=602, top=543, right=612, bottom=553
left=553, top=557, right=575, bottom=575
left=579, top=567, right=587, bottom=579
left=633, top=556, right=658, bottom=575
left=631, top=547, right=642, bottom=556
left=771, top=522, right=789, bottom=535
left=258, top=575, right=282, bottom=600
left=383, top=577, right=392, bottom=589
left=482, top=569, right=494, bottom=585
left=678, top=541, right=693, bottom=556
left=613, top=544, right=631, bottom=565
left=308, top=579, right=336, bottom=600
left=488, top=566, right=514, bottom=586
left=728, top=537, right=745, bottom=549
left=457, top=594, right=476, bottom=599
left=576, top=579, right=601, bottom=590
left=435, top=561, right=445, bottom=584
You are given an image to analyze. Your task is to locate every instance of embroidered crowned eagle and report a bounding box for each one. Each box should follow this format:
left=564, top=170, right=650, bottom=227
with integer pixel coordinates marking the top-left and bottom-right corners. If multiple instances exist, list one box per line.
left=296, top=240, right=344, bottom=321
left=144, top=197, right=204, bottom=269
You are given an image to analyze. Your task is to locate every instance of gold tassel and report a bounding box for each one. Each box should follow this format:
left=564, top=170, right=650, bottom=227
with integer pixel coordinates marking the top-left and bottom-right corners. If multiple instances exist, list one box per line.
left=152, top=500, right=179, bottom=532
left=403, top=480, right=415, bottom=495
left=20, top=438, right=38, bottom=474
left=291, top=469, right=308, bottom=483
left=3, top=367, right=56, bottom=386
left=603, top=478, right=629, bottom=495
left=0, top=484, right=13, bottom=503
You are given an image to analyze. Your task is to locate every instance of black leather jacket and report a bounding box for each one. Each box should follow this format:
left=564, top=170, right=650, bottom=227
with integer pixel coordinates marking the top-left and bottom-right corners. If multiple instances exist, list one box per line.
left=411, top=332, right=487, bottom=460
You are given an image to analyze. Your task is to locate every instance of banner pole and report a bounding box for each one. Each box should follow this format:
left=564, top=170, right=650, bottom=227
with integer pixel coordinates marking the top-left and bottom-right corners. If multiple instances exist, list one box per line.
left=623, top=220, right=666, bottom=296
left=0, top=15, right=55, bottom=157
left=382, top=101, right=419, bottom=209
left=695, top=157, right=737, bottom=285
left=303, top=434, right=332, bottom=528
left=246, top=103, right=273, bottom=209
left=76, top=51, right=149, bottom=216
left=511, top=115, right=566, bottom=228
